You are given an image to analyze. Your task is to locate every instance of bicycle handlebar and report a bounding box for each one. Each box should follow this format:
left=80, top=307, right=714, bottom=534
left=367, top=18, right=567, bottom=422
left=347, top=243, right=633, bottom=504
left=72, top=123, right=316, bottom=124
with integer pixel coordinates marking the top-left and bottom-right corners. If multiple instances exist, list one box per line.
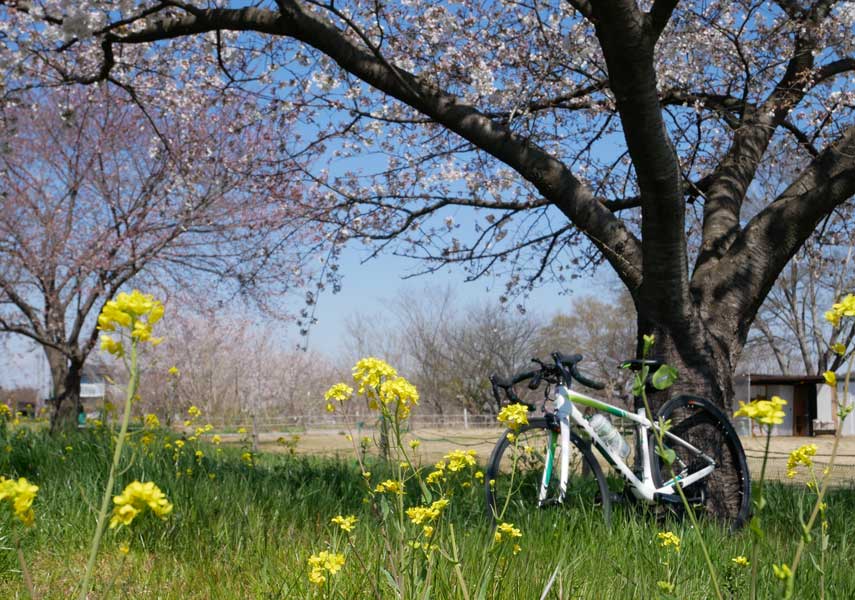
left=490, top=352, right=606, bottom=409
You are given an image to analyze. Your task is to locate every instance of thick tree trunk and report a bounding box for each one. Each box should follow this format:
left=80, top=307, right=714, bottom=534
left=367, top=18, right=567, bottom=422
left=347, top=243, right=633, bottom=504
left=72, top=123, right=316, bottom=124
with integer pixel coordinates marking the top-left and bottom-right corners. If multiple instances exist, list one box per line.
left=636, top=303, right=741, bottom=416
left=46, top=348, right=83, bottom=432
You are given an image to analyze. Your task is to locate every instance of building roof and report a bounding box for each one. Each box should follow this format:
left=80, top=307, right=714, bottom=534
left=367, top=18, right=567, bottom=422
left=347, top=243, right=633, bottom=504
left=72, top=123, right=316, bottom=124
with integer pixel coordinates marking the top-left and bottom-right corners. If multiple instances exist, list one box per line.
left=743, top=374, right=826, bottom=385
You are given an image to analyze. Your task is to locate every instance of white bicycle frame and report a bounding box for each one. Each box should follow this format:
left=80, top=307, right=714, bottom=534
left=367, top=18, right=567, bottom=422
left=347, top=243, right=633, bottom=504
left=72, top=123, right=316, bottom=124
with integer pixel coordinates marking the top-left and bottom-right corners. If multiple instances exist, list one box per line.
left=539, top=384, right=716, bottom=505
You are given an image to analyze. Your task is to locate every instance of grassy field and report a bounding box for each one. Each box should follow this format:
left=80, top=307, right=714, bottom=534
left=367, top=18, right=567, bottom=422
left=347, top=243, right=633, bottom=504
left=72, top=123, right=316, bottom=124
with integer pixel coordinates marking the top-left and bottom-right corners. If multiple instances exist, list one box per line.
left=1, top=426, right=854, bottom=598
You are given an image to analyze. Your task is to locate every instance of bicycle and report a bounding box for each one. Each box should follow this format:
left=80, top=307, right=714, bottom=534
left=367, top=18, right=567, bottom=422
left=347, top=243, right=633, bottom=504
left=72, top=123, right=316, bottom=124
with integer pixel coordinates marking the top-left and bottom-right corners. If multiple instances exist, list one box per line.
left=485, top=352, right=751, bottom=531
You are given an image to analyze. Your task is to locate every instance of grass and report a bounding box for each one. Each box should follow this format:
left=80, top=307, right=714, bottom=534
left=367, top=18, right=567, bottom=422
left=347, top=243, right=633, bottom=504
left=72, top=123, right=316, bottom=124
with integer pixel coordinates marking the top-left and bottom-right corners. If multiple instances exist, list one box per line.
left=0, top=427, right=854, bottom=599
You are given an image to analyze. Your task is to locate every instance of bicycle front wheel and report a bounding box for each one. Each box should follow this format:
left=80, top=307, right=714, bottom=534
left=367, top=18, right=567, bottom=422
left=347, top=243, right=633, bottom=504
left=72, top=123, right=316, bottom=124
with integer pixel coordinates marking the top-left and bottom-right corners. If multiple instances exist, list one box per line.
left=485, top=417, right=611, bottom=525
left=652, top=395, right=751, bottom=531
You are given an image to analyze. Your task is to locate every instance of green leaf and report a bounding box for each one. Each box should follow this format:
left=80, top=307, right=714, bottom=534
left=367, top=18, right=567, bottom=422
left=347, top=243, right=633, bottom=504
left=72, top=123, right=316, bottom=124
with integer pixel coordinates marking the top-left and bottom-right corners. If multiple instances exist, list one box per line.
left=382, top=569, right=400, bottom=594
left=651, top=365, right=679, bottom=390
left=656, top=446, right=676, bottom=466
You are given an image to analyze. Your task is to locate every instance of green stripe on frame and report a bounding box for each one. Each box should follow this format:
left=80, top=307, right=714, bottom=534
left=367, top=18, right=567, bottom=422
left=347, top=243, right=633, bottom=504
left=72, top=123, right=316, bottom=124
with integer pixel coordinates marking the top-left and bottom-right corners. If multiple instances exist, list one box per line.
left=566, top=391, right=627, bottom=418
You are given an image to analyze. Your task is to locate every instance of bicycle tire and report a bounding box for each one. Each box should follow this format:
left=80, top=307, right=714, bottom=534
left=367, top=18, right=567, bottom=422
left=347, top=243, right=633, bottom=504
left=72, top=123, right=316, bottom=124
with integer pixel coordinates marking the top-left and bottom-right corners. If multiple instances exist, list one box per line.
left=651, top=395, right=751, bottom=531
left=485, top=417, right=611, bottom=525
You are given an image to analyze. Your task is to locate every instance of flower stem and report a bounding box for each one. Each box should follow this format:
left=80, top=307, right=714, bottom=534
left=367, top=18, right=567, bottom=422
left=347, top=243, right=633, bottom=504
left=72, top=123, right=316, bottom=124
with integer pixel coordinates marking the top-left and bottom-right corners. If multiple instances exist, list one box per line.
left=79, top=341, right=138, bottom=599
left=749, top=426, right=772, bottom=600
left=14, top=531, right=37, bottom=599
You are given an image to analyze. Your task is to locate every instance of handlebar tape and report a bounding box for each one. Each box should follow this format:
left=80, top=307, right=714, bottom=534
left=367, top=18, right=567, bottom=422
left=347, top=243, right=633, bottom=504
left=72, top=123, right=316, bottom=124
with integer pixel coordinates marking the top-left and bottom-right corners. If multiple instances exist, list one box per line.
left=570, top=366, right=606, bottom=390
left=551, top=352, right=606, bottom=390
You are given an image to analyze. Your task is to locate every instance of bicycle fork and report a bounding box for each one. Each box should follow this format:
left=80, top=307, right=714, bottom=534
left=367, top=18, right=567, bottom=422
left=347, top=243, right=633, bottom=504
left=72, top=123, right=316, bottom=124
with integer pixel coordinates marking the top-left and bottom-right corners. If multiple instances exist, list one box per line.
left=538, top=388, right=573, bottom=506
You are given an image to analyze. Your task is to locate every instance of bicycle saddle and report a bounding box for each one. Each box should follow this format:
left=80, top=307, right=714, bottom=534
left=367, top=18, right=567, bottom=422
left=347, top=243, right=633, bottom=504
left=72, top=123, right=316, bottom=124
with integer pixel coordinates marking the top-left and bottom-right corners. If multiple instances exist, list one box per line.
left=620, top=359, right=664, bottom=371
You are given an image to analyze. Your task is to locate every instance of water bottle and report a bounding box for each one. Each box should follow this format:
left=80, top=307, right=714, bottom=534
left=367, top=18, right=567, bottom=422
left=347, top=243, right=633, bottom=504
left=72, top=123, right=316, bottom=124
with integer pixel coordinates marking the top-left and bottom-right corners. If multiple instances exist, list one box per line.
left=589, top=414, right=630, bottom=460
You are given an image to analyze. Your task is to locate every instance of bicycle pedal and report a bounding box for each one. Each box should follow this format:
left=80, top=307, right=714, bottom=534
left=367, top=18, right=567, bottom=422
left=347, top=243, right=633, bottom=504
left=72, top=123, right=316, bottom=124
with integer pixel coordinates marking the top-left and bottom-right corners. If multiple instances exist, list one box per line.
left=538, top=498, right=563, bottom=508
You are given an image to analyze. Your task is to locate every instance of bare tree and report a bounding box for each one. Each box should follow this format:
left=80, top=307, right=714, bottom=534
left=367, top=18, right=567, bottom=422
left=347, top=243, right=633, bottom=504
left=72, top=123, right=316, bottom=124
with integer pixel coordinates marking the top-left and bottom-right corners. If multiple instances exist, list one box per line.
left=744, top=240, right=855, bottom=375
left=535, top=289, right=637, bottom=404
left=343, top=286, right=542, bottom=414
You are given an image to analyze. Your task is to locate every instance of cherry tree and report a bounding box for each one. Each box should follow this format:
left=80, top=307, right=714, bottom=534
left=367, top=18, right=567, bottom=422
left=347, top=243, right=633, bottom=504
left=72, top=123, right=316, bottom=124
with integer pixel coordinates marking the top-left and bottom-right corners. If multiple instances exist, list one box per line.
left=0, top=84, right=311, bottom=428
left=3, top=0, right=855, bottom=417
left=138, top=304, right=339, bottom=423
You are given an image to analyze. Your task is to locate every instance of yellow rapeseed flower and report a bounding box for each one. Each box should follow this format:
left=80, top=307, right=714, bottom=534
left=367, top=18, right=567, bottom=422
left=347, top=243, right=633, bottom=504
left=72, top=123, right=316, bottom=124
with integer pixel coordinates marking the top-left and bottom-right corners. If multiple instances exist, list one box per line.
left=352, top=357, right=398, bottom=396
left=405, top=498, right=448, bottom=526
left=830, top=342, right=847, bottom=355
left=426, top=469, right=445, bottom=484
left=733, top=396, right=787, bottom=426
left=374, top=480, right=404, bottom=495
left=732, top=555, right=750, bottom=567
left=494, top=522, right=522, bottom=543
left=0, top=477, right=38, bottom=526
left=823, top=371, right=837, bottom=386
left=786, top=443, right=818, bottom=478
left=307, top=551, right=345, bottom=586
left=378, top=376, right=420, bottom=419
left=331, top=514, right=358, bottom=533
left=97, top=290, right=164, bottom=354
left=109, top=480, right=172, bottom=529
left=144, top=413, right=160, bottom=429
left=168, top=366, right=180, bottom=377
left=657, top=531, right=681, bottom=552
left=187, top=406, right=202, bottom=418
left=825, top=294, right=855, bottom=328
left=100, top=334, right=125, bottom=357
left=325, top=383, right=354, bottom=403
left=497, top=403, right=529, bottom=431
left=444, top=449, right=477, bottom=472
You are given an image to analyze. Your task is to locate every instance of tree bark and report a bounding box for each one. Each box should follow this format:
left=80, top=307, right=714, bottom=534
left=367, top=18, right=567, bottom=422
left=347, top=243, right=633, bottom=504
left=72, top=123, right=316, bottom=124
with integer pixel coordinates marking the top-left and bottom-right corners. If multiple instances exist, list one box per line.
left=46, top=348, right=83, bottom=432
left=636, top=300, right=739, bottom=414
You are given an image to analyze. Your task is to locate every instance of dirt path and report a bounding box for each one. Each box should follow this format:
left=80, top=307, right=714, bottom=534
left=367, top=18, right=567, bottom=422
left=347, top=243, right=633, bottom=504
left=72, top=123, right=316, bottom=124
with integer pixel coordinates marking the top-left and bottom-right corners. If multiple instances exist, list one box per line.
left=246, top=427, right=855, bottom=484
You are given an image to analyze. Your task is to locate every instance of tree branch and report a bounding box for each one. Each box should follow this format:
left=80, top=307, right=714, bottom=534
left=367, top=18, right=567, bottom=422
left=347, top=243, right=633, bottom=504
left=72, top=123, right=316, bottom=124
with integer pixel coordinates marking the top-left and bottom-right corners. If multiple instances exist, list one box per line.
left=91, top=1, right=642, bottom=289
left=710, top=124, right=855, bottom=336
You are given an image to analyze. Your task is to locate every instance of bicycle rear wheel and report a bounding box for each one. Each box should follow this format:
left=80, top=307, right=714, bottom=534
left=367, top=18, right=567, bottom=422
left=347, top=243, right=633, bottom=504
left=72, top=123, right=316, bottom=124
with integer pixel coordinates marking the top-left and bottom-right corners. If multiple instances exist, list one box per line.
left=485, top=417, right=611, bottom=525
left=652, top=395, right=751, bottom=531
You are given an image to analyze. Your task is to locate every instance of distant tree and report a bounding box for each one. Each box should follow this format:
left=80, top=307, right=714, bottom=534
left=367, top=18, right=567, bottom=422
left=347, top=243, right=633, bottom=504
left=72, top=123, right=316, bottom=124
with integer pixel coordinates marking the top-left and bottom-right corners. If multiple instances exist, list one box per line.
left=0, top=86, right=310, bottom=429
left=744, top=242, right=854, bottom=376
left=535, top=289, right=636, bottom=404
left=139, top=304, right=338, bottom=423
left=344, top=287, right=541, bottom=414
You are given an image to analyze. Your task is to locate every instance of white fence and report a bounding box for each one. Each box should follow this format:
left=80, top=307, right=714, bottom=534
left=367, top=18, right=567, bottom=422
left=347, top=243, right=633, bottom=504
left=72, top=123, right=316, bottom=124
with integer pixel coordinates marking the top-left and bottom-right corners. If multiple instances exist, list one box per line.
left=203, top=410, right=501, bottom=431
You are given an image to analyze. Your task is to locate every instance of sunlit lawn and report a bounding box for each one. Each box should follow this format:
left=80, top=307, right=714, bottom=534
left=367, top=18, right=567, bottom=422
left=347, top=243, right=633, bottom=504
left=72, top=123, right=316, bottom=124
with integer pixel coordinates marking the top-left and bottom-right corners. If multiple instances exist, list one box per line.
left=1, top=428, right=854, bottom=598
